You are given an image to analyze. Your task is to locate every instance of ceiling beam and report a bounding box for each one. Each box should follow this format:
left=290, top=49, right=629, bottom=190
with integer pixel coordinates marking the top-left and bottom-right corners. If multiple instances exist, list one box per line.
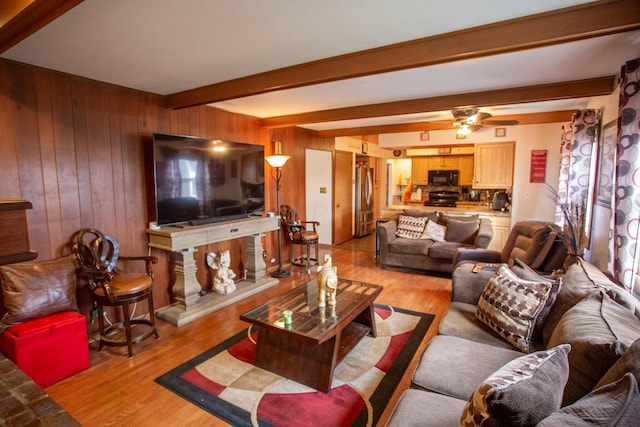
left=164, top=0, right=639, bottom=109
left=316, top=111, right=578, bottom=138
left=262, top=77, right=615, bottom=129
left=0, top=0, right=83, bottom=53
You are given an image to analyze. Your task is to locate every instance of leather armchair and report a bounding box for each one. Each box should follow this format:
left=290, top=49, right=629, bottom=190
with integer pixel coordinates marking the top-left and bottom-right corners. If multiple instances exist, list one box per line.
left=453, top=220, right=567, bottom=273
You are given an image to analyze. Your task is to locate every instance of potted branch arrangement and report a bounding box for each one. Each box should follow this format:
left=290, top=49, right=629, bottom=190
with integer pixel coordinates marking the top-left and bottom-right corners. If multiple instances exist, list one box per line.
left=545, top=183, right=588, bottom=270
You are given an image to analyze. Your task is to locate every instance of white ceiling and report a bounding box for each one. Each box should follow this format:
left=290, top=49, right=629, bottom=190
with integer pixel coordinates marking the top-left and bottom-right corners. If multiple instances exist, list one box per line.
left=3, top=0, right=640, bottom=134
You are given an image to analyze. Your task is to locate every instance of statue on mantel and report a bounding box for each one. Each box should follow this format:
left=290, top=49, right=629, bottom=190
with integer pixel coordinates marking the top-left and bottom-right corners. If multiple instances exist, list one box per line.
left=317, top=254, right=338, bottom=307
left=206, top=250, right=237, bottom=294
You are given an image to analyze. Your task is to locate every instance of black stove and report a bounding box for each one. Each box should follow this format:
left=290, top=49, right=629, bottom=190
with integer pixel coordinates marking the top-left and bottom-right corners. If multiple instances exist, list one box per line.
left=424, top=190, right=459, bottom=207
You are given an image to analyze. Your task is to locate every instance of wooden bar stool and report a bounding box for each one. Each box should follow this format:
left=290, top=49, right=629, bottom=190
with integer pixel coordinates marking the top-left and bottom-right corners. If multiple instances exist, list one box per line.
left=72, top=228, right=159, bottom=357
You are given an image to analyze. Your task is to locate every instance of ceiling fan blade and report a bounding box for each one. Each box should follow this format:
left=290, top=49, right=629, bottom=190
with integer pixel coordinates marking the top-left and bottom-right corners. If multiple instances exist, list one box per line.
left=474, top=112, right=492, bottom=121
left=481, top=119, right=520, bottom=126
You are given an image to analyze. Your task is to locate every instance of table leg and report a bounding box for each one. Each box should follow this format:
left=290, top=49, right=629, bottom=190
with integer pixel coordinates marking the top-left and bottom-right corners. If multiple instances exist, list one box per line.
left=172, top=248, right=202, bottom=309
left=245, top=233, right=266, bottom=282
left=254, top=328, right=339, bottom=393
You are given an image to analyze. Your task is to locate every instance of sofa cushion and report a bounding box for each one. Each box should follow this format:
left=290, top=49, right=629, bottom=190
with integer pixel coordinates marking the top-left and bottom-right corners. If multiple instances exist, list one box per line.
left=389, top=238, right=433, bottom=256
left=386, top=389, right=467, bottom=427
left=547, top=293, right=640, bottom=405
left=476, top=265, right=556, bottom=352
left=444, top=219, right=480, bottom=244
left=543, top=258, right=640, bottom=346
left=459, top=344, right=570, bottom=427
left=439, top=212, right=480, bottom=224
left=511, top=259, right=562, bottom=341
left=402, top=209, right=438, bottom=223
left=578, top=259, right=640, bottom=319
left=538, top=373, right=640, bottom=427
left=439, top=302, right=519, bottom=350
left=596, top=338, right=640, bottom=389
left=0, top=255, right=78, bottom=330
left=412, top=335, right=523, bottom=400
left=395, top=215, right=428, bottom=239
left=428, top=241, right=468, bottom=260
left=421, top=219, right=446, bottom=242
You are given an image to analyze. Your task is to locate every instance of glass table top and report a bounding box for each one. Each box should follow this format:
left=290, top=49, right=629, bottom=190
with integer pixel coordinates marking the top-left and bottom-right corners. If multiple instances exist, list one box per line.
left=240, top=277, right=382, bottom=341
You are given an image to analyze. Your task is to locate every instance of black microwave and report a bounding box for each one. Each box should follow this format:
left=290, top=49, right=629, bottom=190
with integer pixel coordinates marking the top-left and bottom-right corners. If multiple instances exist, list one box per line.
left=428, top=170, right=459, bottom=186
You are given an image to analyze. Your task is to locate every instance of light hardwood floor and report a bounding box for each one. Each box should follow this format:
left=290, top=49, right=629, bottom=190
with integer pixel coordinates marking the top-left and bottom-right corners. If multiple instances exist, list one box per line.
left=45, top=244, right=452, bottom=426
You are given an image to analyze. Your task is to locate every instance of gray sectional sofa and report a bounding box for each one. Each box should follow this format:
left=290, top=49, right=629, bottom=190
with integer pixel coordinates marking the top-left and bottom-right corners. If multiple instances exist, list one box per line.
left=386, top=258, right=640, bottom=426
left=377, top=210, right=493, bottom=274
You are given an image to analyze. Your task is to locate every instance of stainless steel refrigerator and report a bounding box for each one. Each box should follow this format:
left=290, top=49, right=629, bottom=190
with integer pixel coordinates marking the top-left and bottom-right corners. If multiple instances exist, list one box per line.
left=355, top=161, right=374, bottom=237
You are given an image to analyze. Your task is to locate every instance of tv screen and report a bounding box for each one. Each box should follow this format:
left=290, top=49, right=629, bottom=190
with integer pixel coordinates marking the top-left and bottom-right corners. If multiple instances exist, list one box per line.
left=152, top=133, right=265, bottom=226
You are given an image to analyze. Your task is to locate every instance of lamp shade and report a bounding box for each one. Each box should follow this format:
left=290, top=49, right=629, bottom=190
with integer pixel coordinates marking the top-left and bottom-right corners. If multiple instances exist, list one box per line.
left=266, top=155, right=290, bottom=168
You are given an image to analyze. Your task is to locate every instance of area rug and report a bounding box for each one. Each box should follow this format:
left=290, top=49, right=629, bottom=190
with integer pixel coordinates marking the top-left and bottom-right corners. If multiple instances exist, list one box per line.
left=156, top=304, right=433, bottom=427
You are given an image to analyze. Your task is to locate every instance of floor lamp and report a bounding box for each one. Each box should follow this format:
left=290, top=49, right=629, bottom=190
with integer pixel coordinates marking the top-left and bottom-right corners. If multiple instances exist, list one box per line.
left=266, top=143, right=291, bottom=278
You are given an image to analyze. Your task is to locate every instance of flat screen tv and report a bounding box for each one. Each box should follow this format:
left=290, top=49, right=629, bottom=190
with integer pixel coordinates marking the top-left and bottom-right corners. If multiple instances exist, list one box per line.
left=152, top=133, right=265, bottom=226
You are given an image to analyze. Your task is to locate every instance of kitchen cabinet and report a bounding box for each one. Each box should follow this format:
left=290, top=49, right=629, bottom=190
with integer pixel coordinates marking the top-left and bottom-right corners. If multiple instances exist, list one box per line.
left=411, top=157, right=429, bottom=184
left=412, top=154, right=475, bottom=185
left=427, top=156, right=458, bottom=170
left=473, top=142, right=514, bottom=188
left=480, top=215, right=511, bottom=251
left=457, top=155, right=474, bottom=186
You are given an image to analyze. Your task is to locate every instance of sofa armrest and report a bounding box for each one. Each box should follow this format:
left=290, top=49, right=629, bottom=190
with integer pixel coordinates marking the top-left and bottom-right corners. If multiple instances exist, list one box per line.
left=474, top=218, right=493, bottom=249
left=377, top=218, right=397, bottom=261
left=451, top=262, right=497, bottom=304
left=452, top=247, right=502, bottom=266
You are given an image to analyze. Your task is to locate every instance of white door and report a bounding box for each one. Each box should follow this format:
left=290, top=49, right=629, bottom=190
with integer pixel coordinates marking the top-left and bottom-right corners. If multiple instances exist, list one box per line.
left=305, top=149, right=332, bottom=244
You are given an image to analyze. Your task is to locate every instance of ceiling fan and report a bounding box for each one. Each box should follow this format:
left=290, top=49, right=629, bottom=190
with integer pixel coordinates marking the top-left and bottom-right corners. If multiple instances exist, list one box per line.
left=450, top=108, right=520, bottom=135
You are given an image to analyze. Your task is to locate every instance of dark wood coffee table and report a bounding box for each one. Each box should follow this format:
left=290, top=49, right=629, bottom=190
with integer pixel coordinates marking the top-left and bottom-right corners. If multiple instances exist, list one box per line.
left=240, top=277, right=383, bottom=392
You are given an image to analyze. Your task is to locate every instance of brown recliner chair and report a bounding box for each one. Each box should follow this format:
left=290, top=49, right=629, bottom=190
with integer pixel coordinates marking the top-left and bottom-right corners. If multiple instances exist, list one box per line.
left=453, top=220, right=567, bottom=273
left=280, top=205, right=320, bottom=274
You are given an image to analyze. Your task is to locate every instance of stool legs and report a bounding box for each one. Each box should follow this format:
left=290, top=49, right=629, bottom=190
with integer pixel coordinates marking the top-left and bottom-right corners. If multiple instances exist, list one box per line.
left=95, top=293, right=158, bottom=357
left=97, top=301, right=106, bottom=353
left=289, top=240, right=319, bottom=274
left=148, top=289, right=159, bottom=340
left=122, top=301, right=133, bottom=358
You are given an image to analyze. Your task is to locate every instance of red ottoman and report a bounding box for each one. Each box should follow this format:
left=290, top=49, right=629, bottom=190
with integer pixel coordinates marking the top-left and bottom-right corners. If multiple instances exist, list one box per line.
left=0, top=311, right=90, bottom=387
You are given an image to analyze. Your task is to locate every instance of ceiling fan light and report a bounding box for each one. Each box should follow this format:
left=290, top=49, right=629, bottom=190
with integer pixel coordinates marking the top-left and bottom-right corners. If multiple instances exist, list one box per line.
left=457, top=124, right=472, bottom=136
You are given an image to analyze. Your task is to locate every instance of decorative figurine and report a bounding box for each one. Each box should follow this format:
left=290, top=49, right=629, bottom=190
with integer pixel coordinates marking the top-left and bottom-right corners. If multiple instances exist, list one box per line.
left=206, top=250, right=237, bottom=294
left=317, top=253, right=338, bottom=307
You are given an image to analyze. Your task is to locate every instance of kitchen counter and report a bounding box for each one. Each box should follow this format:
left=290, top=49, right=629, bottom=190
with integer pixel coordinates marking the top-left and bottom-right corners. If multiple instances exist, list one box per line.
left=383, top=203, right=511, bottom=218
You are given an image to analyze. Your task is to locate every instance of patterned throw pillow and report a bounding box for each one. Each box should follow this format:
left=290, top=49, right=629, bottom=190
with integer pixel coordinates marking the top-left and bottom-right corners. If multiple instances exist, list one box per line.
left=511, top=259, right=562, bottom=341
left=476, top=264, right=555, bottom=352
left=421, top=219, right=446, bottom=242
left=460, top=344, right=571, bottom=427
left=395, top=215, right=427, bottom=240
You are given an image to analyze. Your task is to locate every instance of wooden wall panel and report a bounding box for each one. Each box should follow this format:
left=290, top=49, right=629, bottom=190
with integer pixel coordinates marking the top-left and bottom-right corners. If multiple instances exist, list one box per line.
left=0, top=63, right=21, bottom=194
left=0, top=58, right=334, bottom=323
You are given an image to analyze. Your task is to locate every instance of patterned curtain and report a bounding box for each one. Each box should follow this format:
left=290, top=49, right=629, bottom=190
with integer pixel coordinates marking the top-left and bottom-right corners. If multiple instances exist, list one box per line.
left=556, top=123, right=573, bottom=225
left=556, top=110, right=600, bottom=255
left=612, top=57, right=640, bottom=292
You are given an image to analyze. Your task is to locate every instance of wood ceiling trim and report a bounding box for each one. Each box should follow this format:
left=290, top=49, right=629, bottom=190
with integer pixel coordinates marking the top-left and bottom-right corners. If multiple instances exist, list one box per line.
left=0, top=0, right=83, bottom=53
left=262, top=77, right=615, bottom=129
left=316, top=111, right=577, bottom=138
left=164, top=0, right=639, bottom=109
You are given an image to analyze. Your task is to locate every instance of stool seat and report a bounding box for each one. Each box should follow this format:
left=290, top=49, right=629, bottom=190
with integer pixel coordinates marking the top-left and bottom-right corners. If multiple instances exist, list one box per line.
left=93, top=273, right=152, bottom=298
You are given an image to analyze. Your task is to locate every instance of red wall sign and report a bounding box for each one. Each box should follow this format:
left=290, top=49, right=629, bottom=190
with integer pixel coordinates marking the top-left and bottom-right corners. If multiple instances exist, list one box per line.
left=530, top=150, right=547, bottom=183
